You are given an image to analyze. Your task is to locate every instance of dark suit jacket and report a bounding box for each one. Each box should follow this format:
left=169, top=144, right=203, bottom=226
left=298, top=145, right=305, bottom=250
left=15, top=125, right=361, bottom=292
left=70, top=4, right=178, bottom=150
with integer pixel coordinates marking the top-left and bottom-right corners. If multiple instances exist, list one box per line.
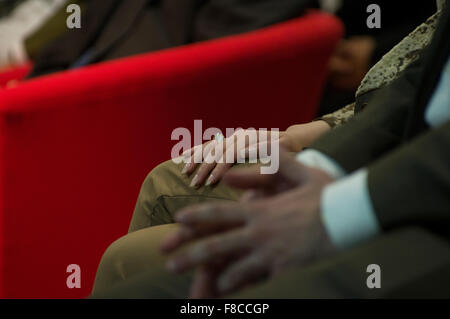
left=312, top=3, right=450, bottom=236
left=29, top=0, right=314, bottom=78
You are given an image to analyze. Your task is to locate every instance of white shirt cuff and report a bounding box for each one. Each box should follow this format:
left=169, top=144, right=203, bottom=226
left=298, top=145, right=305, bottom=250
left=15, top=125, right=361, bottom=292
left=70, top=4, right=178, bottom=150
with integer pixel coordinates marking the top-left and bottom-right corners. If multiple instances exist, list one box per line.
left=321, top=169, right=381, bottom=249
left=296, top=149, right=346, bottom=179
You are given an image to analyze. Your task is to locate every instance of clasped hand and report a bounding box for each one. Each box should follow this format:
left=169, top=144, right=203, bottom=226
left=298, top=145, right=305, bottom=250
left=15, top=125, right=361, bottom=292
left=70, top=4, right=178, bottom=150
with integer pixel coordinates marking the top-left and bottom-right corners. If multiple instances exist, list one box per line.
left=162, top=150, right=337, bottom=298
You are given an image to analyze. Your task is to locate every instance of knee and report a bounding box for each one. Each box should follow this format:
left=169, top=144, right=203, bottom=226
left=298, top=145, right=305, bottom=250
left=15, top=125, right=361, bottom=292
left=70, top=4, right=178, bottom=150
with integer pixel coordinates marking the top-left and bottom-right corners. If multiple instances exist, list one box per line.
left=92, top=237, right=129, bottom=294
left=141, top=159, right=183, bottom=202
left=92, top=224, right=178, bottom=295
left=130, top=160, right=183, bottom=231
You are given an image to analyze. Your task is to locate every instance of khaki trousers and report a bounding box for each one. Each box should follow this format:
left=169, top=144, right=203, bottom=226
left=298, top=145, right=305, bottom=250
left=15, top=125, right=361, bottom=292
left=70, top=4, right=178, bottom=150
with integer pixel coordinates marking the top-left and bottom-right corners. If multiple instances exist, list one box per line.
left=93, top=159, right=244, bottom=293
left=128, top=159, right=244, bottom=232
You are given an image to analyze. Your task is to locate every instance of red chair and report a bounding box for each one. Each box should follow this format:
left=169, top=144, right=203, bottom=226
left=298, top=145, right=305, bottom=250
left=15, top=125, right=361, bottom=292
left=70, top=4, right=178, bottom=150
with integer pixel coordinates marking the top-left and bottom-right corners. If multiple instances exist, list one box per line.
left=0, top=63, right=32, bottom=88
left=0, top=12, right=343, bottom=298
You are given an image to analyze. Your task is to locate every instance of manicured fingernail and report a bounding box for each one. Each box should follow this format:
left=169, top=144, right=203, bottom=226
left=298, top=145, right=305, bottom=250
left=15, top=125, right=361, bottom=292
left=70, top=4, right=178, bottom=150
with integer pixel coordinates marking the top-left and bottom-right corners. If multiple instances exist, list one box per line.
left=190, top=174, right=199, bottom=188
left=181, top=163, right=189, bottom=175
left=205, top=174, right=214, bottom=186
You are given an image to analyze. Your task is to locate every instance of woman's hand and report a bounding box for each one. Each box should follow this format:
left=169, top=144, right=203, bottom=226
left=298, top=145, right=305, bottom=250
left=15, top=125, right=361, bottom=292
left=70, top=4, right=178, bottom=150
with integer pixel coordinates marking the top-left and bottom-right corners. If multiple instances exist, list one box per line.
left=181, top=121, right=331, bottom=188
left=284, top=121, right=331, bottom=153
left=182, top=129, right=291, bottom=188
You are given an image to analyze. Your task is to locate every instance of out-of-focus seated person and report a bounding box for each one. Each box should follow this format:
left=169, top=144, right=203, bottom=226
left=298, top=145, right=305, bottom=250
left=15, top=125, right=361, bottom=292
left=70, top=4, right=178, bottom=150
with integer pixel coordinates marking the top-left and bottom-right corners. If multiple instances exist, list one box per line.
left=319, top=0, right=436, bottom=115
left=28, top=0, right=316, bottom=78
left=0, top=0, right=71, bottom=71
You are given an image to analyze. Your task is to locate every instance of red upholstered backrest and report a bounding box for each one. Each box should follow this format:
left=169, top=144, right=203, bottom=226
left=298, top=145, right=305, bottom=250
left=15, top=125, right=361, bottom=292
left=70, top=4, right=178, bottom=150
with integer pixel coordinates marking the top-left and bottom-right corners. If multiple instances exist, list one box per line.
left=0, top=64, right=32, bottom=88
left=0, top=12, right=343, bottom=298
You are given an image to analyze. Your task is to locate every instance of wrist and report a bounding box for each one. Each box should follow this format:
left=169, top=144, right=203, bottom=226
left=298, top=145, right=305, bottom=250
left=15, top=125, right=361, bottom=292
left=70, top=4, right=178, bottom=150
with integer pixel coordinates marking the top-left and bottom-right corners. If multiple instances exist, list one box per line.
left=279, top=131, right=295, bottom=152
left=286, top=121, right=331, bottom=152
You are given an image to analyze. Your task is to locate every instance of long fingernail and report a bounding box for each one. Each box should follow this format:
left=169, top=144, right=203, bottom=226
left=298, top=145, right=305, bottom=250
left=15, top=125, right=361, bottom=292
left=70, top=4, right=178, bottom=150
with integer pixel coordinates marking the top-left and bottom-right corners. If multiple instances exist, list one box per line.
left=181, top=163, right=189, bottom=175
left=190, top=174, right=199, bottom=188
left=205, top=174, right=214, bottom=186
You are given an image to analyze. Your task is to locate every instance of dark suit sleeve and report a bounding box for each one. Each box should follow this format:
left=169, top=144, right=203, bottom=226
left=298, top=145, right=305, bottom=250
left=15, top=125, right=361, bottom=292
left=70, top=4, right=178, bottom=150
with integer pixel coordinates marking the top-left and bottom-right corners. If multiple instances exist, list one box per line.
left=367, top=121, right=450, bottom=234
left=193, top=0, right=317, bottom=41
left=311, top=56, right=426, bottom=173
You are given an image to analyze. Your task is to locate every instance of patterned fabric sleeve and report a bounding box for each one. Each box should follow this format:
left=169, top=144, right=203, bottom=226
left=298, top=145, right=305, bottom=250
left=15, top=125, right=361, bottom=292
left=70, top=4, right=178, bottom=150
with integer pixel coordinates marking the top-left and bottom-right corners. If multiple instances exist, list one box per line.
left=317, top=102, right=356, bottom=128
left=313, top=8, right=442, bottom=129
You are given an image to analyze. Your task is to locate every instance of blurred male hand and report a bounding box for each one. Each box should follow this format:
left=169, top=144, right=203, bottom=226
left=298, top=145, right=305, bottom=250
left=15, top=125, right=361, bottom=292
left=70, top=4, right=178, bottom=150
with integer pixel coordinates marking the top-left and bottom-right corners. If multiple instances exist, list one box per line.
left=328, top=36, right=376, bottom=90
left=162, top=150, right=337, bottom=298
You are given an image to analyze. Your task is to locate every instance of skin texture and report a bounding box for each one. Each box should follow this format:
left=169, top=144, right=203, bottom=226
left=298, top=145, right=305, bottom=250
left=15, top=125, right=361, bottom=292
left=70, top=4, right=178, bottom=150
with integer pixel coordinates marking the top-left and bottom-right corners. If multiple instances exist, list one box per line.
left=329, top=36, right=376, bottom=90
left=183, top=121, right=331, bottom=188
left=162, top=150, right=337, bottom=298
